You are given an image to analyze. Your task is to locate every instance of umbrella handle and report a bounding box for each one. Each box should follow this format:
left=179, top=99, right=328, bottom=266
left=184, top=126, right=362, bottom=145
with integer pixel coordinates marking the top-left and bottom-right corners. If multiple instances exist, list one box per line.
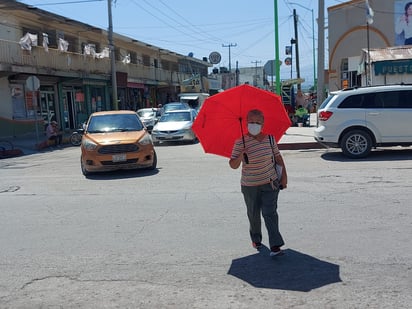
left=239, top=117, right=249, bottom=164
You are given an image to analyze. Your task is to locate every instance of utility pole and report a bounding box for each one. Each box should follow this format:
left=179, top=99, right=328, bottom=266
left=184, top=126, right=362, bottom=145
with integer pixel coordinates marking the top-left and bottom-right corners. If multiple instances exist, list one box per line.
left=289, top=39, right=295, bottom=80
left=289, top=2, right=316, bottom=90
left=366, top=21, right=370, bottom=86
left=293, top=9, right=301, bottom=91
left=251, top=60, right=261, bottom=86
left=366, top=0, right=374, bottom=86
left=317, top=0, right=325, bottom=106
left=222, top=43, right=237, bottom=72
left=235, top=61, right=240, bottom=86
left=108, top=0, right=118, bottom=110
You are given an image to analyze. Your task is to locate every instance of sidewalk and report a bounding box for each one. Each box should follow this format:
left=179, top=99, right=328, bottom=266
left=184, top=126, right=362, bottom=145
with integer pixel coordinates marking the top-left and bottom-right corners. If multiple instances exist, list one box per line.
left=1, top=131, right=73, bottom=157
left=278, top=113, right=323, bottom=150
left=2, top=114, right=324, bottom=158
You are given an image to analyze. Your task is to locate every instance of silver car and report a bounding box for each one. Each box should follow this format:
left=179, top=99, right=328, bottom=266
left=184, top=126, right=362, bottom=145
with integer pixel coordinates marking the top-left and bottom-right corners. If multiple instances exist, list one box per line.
left=151, top=109, right=197, bottom=144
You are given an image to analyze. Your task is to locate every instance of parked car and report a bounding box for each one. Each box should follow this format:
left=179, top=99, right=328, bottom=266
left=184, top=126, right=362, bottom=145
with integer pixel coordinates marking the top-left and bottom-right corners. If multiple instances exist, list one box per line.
left=163, top=102, right=190, bottom=113
left=314, top=84, right=412, bottom=158
left=80, top=110, right=157, bottom=176
left=151, top=109, right=197, bottom=144
left=137, top=108, right=160, bottom=131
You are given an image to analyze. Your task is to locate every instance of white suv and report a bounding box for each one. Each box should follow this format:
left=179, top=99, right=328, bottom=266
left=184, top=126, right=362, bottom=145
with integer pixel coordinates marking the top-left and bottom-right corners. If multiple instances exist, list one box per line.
left=314, top=84, right=412, bottom=158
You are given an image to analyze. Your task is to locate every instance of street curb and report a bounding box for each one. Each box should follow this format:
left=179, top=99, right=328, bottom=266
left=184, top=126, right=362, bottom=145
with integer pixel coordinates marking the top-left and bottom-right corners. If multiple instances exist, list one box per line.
left=278, top=142, right=326, bottom=150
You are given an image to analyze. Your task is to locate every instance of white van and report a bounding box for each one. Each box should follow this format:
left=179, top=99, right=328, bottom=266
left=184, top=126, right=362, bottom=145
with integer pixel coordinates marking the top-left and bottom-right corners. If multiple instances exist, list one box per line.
left=314, top=84, right=412, bottom=158
left=178, top=93, right=209, bottom=111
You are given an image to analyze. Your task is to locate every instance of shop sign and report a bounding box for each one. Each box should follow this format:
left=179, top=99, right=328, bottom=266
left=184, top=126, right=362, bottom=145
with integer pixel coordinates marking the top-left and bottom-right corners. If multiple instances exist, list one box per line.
left=284, top=57, right=292, bottom=66
left=127, top=82, right=144, bottom=89
left=25, top=75, right=40, bottom=91
left=209, top=52, right=221, bottom=64
left=374, top=60, right=412, bottom=75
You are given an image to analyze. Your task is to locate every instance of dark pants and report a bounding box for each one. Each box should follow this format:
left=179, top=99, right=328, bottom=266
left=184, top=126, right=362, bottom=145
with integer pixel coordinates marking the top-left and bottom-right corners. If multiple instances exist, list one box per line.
left=49, top=134, right=62, bottom=146
left=241, top=183, right=284, bottom=248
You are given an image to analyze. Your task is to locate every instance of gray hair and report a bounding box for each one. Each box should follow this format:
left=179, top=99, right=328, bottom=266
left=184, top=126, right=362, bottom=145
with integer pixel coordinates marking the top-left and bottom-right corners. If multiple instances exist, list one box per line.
left=247, top=109, right=264, bottom=121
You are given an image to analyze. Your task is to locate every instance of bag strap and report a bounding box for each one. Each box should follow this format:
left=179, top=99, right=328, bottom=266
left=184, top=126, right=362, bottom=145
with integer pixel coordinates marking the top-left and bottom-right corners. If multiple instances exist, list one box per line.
left=268, top=135, right=275, bottom=160
left=269, top=134, right=274, bottom=147
left=269, top=135, right=279, bottom=164
left=269, top=135, right=281, bottom=177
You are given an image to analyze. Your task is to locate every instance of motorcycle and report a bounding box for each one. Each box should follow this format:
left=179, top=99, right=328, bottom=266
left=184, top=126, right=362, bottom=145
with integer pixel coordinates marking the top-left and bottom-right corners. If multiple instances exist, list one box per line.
left=70, top=123, right=85, bottom=146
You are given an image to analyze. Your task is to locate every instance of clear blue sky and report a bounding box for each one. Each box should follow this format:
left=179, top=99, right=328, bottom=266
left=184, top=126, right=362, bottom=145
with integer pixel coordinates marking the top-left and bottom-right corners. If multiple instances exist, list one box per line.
left=18, top=0, right=341, bottom=86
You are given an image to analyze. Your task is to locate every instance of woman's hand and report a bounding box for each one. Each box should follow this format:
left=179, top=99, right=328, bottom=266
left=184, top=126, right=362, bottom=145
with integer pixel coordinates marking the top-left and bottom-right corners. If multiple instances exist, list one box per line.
left=229, top=150, right=245, bottom=169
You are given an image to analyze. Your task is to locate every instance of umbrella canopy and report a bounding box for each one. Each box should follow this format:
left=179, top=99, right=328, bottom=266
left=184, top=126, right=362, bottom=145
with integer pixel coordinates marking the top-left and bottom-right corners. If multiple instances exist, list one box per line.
left=192, top=84, right=291, bottom=158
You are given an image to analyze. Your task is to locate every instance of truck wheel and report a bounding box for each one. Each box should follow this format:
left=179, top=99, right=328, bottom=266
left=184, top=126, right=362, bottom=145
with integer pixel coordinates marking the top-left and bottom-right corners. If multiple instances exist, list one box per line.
left=341, top=130, right=372, bottom=158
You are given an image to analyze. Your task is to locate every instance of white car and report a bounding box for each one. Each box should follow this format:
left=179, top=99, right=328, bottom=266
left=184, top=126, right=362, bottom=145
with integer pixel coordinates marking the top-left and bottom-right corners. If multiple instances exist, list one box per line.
left=137, top=108, right=160, bottom=131
left=151, top=109, right=197, bottom=144
left=314, top=84, right=412, bottom=158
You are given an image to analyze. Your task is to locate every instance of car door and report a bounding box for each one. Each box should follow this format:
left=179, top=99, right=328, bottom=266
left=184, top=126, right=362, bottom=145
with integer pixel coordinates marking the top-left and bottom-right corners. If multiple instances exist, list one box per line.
left=366, top=90, right=412, bottom=143
left=386, top=89, right=412, bottom=143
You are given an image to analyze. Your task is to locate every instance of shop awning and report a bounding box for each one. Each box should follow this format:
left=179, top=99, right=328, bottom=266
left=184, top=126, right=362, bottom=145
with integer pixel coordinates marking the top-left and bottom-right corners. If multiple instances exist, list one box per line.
left=127, top=82, right=144, bottom=89
left=180, top=95, right=199, bottom=100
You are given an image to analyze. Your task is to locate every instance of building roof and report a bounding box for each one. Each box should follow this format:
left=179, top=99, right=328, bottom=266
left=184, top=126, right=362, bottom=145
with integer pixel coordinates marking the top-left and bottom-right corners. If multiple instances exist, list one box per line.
left=362, top=46, right=412, bottom=62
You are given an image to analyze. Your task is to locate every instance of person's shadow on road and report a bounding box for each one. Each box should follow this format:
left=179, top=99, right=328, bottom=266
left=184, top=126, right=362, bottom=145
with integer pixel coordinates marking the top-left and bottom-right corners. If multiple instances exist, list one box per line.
left=227, top=248, right=341, bottom=292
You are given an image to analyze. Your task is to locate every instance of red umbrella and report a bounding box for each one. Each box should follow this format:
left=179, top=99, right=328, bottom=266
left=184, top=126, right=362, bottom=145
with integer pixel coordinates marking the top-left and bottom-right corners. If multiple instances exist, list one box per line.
left=192, top=84, right=291, bottom=158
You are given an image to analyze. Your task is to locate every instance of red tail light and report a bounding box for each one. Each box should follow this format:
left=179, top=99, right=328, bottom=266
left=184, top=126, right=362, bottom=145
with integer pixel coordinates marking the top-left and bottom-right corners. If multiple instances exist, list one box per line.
left=319, top=111, right=333, bottom=121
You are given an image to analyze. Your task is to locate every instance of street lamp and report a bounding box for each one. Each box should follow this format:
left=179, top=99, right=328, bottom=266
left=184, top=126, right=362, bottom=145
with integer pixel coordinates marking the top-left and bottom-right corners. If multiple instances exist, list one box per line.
left=289, top=2, right=316, bottom=89
left=274, top=0, right=281, bottom=94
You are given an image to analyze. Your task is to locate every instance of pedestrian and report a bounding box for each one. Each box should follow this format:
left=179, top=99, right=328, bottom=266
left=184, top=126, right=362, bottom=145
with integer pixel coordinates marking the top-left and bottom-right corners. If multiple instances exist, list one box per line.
left=293, top=104, right=309, bottom=126
left=157, top=103, right=164, bottom=116
left=295, top=89, right=307, bottom=109
left=46, top=120, right=63, bottom=147
left=229, top=109, right=287, bottom=257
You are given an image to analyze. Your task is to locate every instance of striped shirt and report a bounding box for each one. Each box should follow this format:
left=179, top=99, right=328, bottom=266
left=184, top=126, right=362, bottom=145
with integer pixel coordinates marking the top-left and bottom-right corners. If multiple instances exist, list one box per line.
left=231, top=134, right=280, bottom=186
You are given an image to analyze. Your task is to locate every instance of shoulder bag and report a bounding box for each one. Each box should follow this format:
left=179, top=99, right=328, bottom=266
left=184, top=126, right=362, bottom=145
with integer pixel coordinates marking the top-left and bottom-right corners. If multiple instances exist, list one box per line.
left=269, top=135, right=282, bottom=182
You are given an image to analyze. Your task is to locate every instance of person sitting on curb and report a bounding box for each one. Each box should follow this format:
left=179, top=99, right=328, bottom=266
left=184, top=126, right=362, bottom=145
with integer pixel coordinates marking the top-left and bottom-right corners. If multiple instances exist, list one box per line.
left=293, top=105, right=309, bottom=126
left=46, top=121, right=63, bottom=147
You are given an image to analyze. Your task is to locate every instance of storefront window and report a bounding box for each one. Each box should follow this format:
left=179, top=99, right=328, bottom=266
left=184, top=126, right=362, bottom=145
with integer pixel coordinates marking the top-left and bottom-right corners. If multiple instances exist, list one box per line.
left=90, top=87, right=104, bottom=112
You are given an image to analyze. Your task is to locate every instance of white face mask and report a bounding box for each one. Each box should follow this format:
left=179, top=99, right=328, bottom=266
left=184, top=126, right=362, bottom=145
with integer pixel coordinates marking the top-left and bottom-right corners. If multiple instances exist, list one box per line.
left=248, top=123, right=262, bottom=136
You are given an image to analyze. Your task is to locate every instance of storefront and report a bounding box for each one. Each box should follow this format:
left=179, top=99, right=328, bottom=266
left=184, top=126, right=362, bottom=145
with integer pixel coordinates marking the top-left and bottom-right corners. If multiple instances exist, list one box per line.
left=359, top=47, right=412, bottom=86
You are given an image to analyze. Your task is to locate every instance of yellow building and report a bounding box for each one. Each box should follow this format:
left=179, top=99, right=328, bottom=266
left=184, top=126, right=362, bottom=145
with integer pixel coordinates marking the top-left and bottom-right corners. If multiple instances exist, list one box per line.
left=0, top=1, right=211, bottom=137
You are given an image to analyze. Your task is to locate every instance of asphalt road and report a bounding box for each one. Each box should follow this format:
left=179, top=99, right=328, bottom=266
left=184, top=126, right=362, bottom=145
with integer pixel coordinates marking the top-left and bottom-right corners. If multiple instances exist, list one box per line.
left=0, top=143, right=411, bottom=308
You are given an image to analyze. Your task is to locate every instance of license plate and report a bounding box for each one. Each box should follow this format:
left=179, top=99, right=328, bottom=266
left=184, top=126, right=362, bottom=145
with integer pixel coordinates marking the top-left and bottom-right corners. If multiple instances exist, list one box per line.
left=112, top=153, right=126, bottom=162
left=164, top=133, right=177, bottom=139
